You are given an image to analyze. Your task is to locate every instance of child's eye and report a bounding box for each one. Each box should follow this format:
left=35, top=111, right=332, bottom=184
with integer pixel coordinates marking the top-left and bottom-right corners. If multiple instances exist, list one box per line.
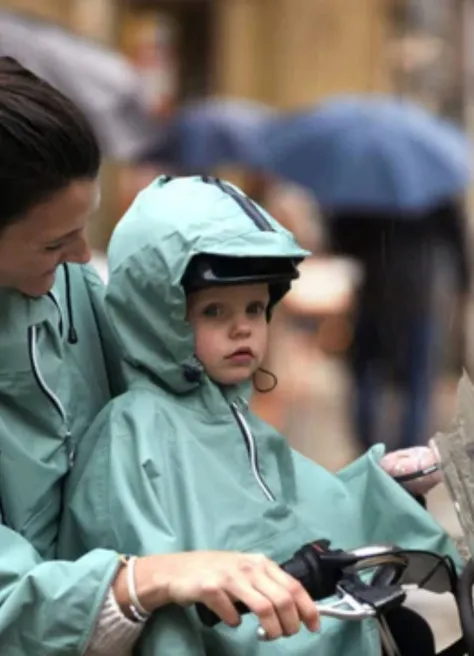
left=202, top=304, right=223, bottom=318
left=247, top=301, right=266, bottom=316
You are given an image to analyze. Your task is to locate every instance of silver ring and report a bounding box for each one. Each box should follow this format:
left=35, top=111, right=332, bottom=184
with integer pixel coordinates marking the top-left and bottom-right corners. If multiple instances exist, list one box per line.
left=257, top=626, right=269, bottom=641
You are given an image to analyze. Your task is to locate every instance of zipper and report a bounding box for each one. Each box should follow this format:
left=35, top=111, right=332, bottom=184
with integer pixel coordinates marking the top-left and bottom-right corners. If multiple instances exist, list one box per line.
left=230, top=401, right=275, bottom=501
left=28, top=325, right=75, bottom=468
left=204, top=177, right=275, bottom=232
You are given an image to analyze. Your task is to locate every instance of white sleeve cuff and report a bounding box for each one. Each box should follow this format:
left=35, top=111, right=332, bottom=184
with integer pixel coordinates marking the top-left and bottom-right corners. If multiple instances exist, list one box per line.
left=84, top=587, right=144, bottom=656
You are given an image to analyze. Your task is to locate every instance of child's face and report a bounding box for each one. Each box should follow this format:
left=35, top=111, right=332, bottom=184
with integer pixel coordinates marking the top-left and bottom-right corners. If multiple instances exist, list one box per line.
left=186, top=283, right=270, bottom=386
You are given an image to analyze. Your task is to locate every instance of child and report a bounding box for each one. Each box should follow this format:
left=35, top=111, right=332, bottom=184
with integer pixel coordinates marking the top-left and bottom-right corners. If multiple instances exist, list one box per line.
left=59, top=176, right=456, bottom=656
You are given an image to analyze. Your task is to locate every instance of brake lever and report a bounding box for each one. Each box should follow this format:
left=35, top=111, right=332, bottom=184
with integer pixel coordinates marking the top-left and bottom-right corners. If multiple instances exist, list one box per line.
left=316, top=588, right=376, bottom=620
left=256, top=578, right=406, bottom=641
left=257, top=585, right=376, bottom=641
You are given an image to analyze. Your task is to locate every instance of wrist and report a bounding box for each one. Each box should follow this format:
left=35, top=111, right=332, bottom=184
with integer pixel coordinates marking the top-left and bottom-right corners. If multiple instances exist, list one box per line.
left=135, top=555, right=173, bottom=611
left=112, top=555, right=153, bottom=621
left=113, top=554, right=173, bottom=616
left=112, top=559, right=134, bottom=619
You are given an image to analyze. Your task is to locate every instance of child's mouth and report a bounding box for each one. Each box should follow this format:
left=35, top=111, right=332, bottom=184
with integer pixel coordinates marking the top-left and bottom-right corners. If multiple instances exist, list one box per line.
left=227, top=347, right=254, bottom=362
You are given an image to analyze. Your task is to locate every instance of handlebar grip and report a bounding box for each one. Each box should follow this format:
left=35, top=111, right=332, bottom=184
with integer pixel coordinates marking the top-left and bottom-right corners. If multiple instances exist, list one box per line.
left=196, top=600, right=250, bottom=628
left=195, top=551, right=317, bottom=628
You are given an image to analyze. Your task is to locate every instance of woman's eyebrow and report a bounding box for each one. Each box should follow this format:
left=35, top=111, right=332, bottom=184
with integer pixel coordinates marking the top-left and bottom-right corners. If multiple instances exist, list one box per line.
left=43, top=228, right=81, bottom=246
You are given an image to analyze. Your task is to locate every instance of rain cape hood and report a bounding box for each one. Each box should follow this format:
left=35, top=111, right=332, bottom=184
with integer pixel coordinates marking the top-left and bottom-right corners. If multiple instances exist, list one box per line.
left=59, top=176, right=460, bottom=656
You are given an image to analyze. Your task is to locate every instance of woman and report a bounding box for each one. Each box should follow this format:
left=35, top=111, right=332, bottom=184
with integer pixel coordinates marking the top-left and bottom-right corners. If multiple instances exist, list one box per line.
left=0, top=55, right=149, bottom=654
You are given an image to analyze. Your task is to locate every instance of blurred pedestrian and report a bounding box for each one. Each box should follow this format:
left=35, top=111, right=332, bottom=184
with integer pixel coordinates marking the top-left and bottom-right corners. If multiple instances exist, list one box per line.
left=328, top=199, right=470, bottom=451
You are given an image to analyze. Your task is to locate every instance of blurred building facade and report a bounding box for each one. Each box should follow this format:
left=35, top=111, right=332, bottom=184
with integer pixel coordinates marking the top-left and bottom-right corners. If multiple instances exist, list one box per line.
left=3, top=0, right=471, bottom=122
left=117, top=0, right=393, bottom=109
left=0, top=0, right=410, bottom=112
left=3, top=0, right=473, bottom=241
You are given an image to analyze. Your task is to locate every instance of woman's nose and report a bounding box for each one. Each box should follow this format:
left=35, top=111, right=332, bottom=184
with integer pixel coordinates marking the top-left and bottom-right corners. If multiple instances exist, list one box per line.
left=64, top=234, right=92, bottom=265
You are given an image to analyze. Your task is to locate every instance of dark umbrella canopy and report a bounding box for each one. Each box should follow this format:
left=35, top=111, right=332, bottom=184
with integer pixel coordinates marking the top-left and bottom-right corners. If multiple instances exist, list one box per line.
left=147, top=98, right=278, bottom=172
left=260, top=95, right=470, bottom=213
left=0, top=10, right=160, bottom=162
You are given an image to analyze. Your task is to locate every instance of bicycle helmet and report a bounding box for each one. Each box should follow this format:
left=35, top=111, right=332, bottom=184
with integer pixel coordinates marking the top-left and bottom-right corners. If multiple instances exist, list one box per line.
left=182, top=254, right=300, bottom=317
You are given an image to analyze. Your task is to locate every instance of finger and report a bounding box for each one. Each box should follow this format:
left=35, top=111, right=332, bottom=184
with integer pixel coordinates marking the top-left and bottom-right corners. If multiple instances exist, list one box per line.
left=411, top=446, right=429, bottom=469
left=417, top=446, right=437, bottom=468
left=381, top=454, right=417, bottom=477
left=381, top=448, right=411, bottom=464
left=198, top=586, right=242, bottom=627
left=379, top=454, right=403, bottom=474
left=226, top=579, right=284, bottom=640
left=251, top=569, right=300, bottom=636
left=267, top=565, right=319, bottom=633
left=403, top=468, right=442, bottom=496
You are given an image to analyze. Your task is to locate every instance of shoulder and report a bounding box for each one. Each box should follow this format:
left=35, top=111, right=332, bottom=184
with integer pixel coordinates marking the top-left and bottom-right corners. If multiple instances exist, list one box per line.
left=109, top=389, right=166, bottom=434
left=51, top=263, right=105, bottom=315
left=67, top=391, right=150, bottom=464
left=80, top=389, right=170, bottom=458
left=67, top=391, right=170, bottom=497
left=55, top=264, right=125, bottom=394
left=68, top=262, right=105, bottom=298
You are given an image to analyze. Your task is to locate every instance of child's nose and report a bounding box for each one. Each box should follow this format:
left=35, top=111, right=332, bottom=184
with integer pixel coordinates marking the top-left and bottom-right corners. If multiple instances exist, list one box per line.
left=232, top=318, right=252, bottom=337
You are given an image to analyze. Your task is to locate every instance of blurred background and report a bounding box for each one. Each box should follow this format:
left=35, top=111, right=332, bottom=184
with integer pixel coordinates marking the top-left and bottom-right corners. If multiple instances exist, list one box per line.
left=3, top=0, right=474, bottom=531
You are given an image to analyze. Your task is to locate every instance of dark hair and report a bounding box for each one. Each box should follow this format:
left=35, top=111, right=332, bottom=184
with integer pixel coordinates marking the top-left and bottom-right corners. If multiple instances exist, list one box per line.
left=0, top=57, right=101, bottom=229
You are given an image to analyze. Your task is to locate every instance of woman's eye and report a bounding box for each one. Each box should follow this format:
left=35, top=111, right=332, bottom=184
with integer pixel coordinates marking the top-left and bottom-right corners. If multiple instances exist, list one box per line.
left=247, top=301, right=266, bottom=316
left=202, top=304, right=223, bottom=318
left=44, top=243, right=63, bottom=252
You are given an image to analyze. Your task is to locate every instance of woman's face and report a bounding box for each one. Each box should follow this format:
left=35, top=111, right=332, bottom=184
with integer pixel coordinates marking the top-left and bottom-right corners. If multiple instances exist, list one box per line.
left=0, top=178, right=100, bottom=297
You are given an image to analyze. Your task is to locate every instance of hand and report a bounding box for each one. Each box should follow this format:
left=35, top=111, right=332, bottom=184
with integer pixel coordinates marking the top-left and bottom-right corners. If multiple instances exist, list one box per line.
left=380, top=445, right=441, bottom=496
left=126, top=551, right=320, bottom=640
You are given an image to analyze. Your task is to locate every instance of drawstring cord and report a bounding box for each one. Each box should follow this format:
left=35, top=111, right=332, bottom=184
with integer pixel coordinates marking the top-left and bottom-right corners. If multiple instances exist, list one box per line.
left=62, top=264, right=78, bottom=344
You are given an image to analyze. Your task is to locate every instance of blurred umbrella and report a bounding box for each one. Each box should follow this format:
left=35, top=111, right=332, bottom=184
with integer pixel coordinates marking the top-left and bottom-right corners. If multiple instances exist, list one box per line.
left=260, top=95, right=470, bottom=213
left=0, top=9, right=160, bottom=162
left=145, top=98, right=278, bottom=171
